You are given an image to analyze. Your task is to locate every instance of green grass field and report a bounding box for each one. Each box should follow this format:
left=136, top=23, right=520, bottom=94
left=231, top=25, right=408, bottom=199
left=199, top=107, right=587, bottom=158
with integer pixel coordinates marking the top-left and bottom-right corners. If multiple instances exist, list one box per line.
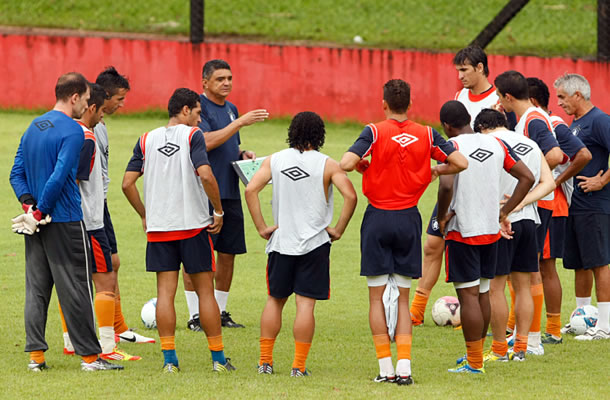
left=0, top=1, right=598, bottom=58
left=1, top=111, right=609, bottom=399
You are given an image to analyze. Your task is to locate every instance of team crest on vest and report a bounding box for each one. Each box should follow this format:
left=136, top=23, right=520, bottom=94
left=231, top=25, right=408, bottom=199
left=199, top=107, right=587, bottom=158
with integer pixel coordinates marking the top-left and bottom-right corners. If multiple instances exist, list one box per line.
left=281, top=166, right=310, bottom=181
left=571, top=126, right=582, bottom=137
left=228, top=110, right=236, bottom=121
left=512, top=143, right=533, bottom=156
left=157, top=142, right=180, bottom=157
left=391, top=132, right=419, bottom=147
left=469, top=148, right=493, bottom=163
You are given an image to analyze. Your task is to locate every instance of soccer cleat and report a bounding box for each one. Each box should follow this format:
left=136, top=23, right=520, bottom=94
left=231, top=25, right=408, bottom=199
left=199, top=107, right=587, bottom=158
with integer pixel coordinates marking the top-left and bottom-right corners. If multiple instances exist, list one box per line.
left=116, top=329, right=155, bottom=344
left=162, top=363, right=180, bottom=373
left=395, top=375, right=414, bottom=385
left=526, top=343, right=544, bottom=356
left=63, top=348, right=75, bottom=355
left=483, top=350, right=509, bottom=362
left=81, top=357, right=124, bottom=371
left=290, top=367, right=310, bottom=377
left=187, top=314, right=203, bottom=332
left=448, top=363, right=485, bottom=374
left=213, top=358, right=236, bottom=372
left=221, top=311, right=245, bottom=328
left=508, top=350, right=525, bottom=361
left=411, top=317, right=423, bottom=327
left=455, top=354, right=467, bottom=365
left=258, top=363, right=273, bottom=374
left=560, top=323, right=577, bottom=335
left=541, top=333, right=563, bottom=344
left=574, top=327, right=610, bottom=341
left=373, top=374, right=396, bottom=383
left=28, top=360, right=49, bottom=372
left=101, top=347, right=141, bottom=361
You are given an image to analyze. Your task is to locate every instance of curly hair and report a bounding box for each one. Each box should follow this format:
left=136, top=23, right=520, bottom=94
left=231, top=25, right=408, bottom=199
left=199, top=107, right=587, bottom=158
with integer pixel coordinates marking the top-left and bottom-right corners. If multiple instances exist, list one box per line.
left=287, top=111, right=326, bottom=152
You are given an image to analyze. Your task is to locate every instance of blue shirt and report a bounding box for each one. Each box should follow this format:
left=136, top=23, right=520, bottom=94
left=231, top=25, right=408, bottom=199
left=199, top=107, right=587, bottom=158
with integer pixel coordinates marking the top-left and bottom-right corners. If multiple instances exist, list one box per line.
left=199, top=94, right=241, bottom=200
left=10, top=110, right=84, bottom=222
left=569, top=107, right=610, bottom=214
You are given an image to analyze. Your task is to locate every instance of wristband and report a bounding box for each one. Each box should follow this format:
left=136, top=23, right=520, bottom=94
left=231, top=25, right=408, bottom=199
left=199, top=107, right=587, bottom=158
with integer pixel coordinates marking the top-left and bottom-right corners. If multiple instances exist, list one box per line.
left=213, top=210, right=224, bottom=217
left=239, top=150, right=247, bottom=159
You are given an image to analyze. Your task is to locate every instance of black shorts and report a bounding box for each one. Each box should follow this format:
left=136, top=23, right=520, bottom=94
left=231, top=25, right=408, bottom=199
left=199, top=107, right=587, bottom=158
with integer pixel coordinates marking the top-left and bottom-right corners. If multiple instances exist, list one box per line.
left=535, top=207, right=553, bottom=254
left=210, top=199, right=246, bottom=255
left=540, top=216, right=566, bottom=260
left=360, top=205, right=422, bottom=278
left=146, top=229, right=215, bottom=274
left=563, top=213, right=610, bottom=270
left=88, top=229, right=113, bottom=273
left=267, top=242, right=331, bottom=300
left=445, top=240, right=498, bottom=283
left=103, top=200, right=118, bottom=254
left=496, top=220, right=538, bottom=275
left=426, top=203, right=443, bottom=238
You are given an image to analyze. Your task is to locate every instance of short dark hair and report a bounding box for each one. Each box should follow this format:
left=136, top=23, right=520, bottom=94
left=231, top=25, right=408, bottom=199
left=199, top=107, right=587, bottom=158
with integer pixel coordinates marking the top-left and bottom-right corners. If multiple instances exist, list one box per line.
left=287, top=111, right=326, bottom=152
left=495, top=70, right=529, bottom=100
left=95, top=66, right=130, bottom=96
left=168, top=88, right=200, bottom=118
left=439, top=100, right=471, bottom=128
left=88, top=83, right=108, bottom=110
left=453, top=45, right=489, bottom=77
left=527, top=77, right=550, bottom=108
left=473, top=109, right=508, bottom=133
left=55, top=72, right=89, bottom=101
left=202, top=59, right=231, bottom=79
left=383, top=79, right=410, bottom=114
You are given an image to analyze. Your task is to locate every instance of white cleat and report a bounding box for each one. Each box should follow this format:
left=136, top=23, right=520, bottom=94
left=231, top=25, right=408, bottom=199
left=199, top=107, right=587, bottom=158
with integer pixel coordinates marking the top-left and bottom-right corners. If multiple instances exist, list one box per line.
left=560, top=323, right=576, bottom=335
left=526, top=343, right=544, bottom=356
left=574, top=327, right=610, bottom=341
left=116, top=329, right=156, bottom=344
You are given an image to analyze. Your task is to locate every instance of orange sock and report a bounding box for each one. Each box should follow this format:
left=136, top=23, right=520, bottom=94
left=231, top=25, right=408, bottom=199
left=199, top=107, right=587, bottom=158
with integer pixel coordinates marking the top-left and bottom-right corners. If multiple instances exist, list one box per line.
left=395, top=334, right=412, bottom=360
left=466, top=340, right=483, bottom=369
left=30, top=350, right=45, bottom=364
left=94, top=291, right=115, bottom=328
left=507, top=281, right=516, bottom=331
left=207, top=335, right=224, bottom=352
left=58, top=303, right=68, bottom=333
left=529, top=284, right=544, bottom=333
left=480, top=336, right=487, bottom=348
left=82, top=354, right=97, bottom=363
left=410, top=288, right=430, bottom=324
left=546, top=313, right=562, bottom=337
left=160, top=336, right=175, bottom=351
left=259, top=337, right=276, bottom=366
left=491, top=339, right=508, bottom=356
left=113, top=295, right=129, bottom=334
left=372, top=334, right=392, bottom=359
left=292, top=341, right=311, bottom=372
left=514, top=334, right=528, bottom=353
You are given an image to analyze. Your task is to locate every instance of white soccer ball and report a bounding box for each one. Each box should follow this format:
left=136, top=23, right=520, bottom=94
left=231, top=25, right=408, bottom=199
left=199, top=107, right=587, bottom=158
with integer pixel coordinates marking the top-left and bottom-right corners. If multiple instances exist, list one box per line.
left=141, top=298, right=157, bottom=329
left=569, top=305, right=598, bottom=335
left=353, top=35, right=364, bottom=44
left=431, top=296, right=461, bottom=326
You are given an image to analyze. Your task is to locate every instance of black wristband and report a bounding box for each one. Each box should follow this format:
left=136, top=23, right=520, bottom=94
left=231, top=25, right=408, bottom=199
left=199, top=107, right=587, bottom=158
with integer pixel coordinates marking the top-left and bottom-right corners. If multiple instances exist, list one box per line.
left=239, top=150, right=247, bottom=159
left=19, top=193, right=36, bottom=206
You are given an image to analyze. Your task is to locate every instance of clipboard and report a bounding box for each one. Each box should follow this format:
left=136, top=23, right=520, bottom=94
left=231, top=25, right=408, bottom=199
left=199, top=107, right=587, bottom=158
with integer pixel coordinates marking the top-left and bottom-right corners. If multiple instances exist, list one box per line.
left=231, top=157, right=269, bottom=185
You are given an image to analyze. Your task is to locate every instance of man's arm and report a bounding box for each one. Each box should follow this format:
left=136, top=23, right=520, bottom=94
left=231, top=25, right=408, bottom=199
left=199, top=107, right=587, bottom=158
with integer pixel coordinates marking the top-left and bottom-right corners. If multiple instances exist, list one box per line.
left=340, top=126, right=374, bottom=172
left=556, top=146, right=592, bottom=186
left=197, top=164, right=224, bottom=234
left=509, top=152, right=556, bottom=214
left=436, top=174, right=455, bottom=234
left=528, top=119, right=562, bottom=169
left=500, top=160, right=535, bottom=221
left=203, top=109, right=269, bottom=151
left=431, top=151, right=468, bottom=178
left=324, top=159, right=357, bottom=241
left=244, top=157, right=277, bottom=239
left=544, top=147, right=563, bottom=170
left=121, top=171, right=146, bottom=231
left=9, top=138, right=31, bottom=202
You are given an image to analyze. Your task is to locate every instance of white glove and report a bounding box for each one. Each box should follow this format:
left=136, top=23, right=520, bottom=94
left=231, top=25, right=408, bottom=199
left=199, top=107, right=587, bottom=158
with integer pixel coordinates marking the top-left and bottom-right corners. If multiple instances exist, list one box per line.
left=11, top=213, right=38, bottom=235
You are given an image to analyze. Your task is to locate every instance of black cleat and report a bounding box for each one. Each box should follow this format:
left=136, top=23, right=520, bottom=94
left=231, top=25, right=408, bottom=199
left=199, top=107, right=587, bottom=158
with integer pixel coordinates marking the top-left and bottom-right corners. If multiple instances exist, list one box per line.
left=81, top=357, right=124, bottom=371
left=290, top=367, right=310, bottom=377
left=258, top=362, right=273, bottom=374
left=395, top=375, right=414, bottom=385
left=373, top=374, right=396, bottom=383
left=28, top=360, right=49, bottom=372
left=221, top=311, right=245, bottom=328
left=187, top=314, right=203, bottom=332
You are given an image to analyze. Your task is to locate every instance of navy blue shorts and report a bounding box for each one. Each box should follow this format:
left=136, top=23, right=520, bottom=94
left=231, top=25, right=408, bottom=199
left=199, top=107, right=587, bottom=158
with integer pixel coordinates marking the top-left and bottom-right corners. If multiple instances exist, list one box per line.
left=360, top=205, right=422, bottom=278
left=535, top=207, right=552, bottom=254
left=563, top=213, right=610, bottom=270
left=103, top=201, right=118, bottom=254
left=496, top=220, right=538, bottom=275
left=445, top=240, right=498, bottom=283
left=88, top=228, right=113, bottom=273
left=426, top=203, right=443, bottom=238
left=540, top=216, right=566, bottom=260
left=146, top=229, right=215, bottom=274
left=267, top=242, right=331, bottom=300
left=210, top=199, right=246, bottom=255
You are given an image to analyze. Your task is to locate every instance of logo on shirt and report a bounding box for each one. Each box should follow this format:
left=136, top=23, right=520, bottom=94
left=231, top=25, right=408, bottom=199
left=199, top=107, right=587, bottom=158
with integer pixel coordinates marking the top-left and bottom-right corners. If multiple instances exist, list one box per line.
left=228, top=110, right=236, bottom=121
left=571, top=126, right=582, bottom=137
left=468, top=148, right=493, bottom=163
left=281, top=166, right=310, bottom=181
left=35, top=120, right=54, bottom=131
left=512, top=143, right=533, bottom=157
left=157, top=143, right=180, bottom=157
left=391, top=133, right=419, bottom=148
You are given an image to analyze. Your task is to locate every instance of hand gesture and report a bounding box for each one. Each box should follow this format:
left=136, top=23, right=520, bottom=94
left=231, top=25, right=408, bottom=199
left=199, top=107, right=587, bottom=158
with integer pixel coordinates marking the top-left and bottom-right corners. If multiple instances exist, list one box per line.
left=356, top=159, right=370, bottom=174
left=258, top=225, right=278, bottom=240
left=207, top=214, right=224, bottom=235
left=238, top=109, right=269, bottom=127
left=438, top=211, right=456, bottom=236
left=326, top=226, right=342, bottom=242
left=577, top=170, right=604, bottom=193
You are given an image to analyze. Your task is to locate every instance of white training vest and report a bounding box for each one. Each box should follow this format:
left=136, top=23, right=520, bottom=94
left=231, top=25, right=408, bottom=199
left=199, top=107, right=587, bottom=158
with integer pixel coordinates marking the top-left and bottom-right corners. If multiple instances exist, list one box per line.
left=549, top=114, right=575, bottom=205
left=266, top=148, right=333, bottom=256
left=142, top=125, right=212, bottom=232
left=93, top=121, right=110, bottom=197
left=454, top=87, right=500, bottom=129
left=491, top=129, right=542, bottom=224
left=78, top=124, right=105, bottom=231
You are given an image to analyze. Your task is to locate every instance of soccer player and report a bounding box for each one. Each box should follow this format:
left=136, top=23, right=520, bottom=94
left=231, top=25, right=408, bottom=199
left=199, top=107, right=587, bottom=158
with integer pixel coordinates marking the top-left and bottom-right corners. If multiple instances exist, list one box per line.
left=554, top=73, right=610, bottom=340
left=186, top=59, right=269, bottom=330
left=122, top=88, right=235, bottom=372
left=94, top=67, right=154, bottom=344
left=527, top=77, right=591, bottom=343
left=341, top=80, right=468, bottom=384
left=475, top=109, right=555, bottom=362
left=437, top=109, right=534, bottom=373
left=10, top=72, right=122, bottom=372
left=245, top=111, right=357, bottom=377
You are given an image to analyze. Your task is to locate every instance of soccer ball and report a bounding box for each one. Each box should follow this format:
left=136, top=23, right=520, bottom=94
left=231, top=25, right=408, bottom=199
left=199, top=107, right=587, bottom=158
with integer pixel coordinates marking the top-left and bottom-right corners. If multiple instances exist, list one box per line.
left=141, top=298, right=157, bottom=329
left=569, top=305, right=598, bottom=335
left=431, top=296, right=461, bottom=326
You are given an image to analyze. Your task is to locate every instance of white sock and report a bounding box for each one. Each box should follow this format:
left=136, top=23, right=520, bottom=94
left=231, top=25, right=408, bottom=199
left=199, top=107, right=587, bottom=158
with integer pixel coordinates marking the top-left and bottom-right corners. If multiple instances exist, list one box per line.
left=596, top=302, right=610, bottom=331
left=63, top=332, right=74, bottom=352
left=528, top=331, right=541, bottom=348
left=99, top=326, right=115, bottom=354
left=215, top=289, right=229, bottom=313
left=576, top=296, right=591, bottom=308
left=185, top=290, right=199, bottom=319
left=396, top=359, right=411, bottom=377
left=378, top=356, right=395, bottom=377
